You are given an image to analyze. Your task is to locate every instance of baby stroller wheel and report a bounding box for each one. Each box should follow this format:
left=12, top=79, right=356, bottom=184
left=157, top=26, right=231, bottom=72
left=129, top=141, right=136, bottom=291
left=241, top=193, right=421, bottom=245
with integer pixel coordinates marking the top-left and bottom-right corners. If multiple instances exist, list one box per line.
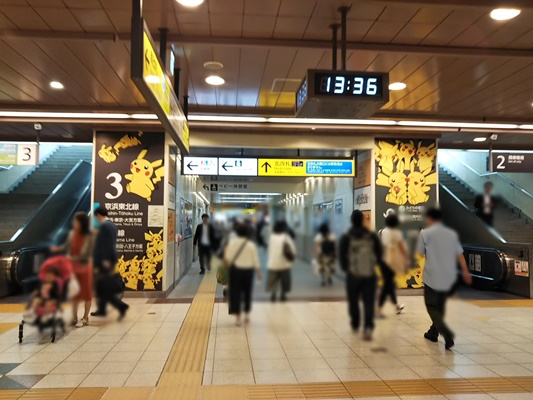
left=18, top=321, right=24, bottom=343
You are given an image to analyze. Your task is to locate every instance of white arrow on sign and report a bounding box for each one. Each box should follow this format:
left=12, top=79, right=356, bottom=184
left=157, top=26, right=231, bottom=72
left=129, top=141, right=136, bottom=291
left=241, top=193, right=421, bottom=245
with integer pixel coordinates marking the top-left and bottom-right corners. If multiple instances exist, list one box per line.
left=183, top=157, right=218, bottom=175
left=218, top=158, right=258, bottom=176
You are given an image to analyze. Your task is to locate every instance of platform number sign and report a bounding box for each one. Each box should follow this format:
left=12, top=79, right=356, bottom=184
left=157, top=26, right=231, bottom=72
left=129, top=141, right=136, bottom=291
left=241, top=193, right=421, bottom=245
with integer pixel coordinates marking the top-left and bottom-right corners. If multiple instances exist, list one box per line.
left=491, top=152, right=533, bottom=173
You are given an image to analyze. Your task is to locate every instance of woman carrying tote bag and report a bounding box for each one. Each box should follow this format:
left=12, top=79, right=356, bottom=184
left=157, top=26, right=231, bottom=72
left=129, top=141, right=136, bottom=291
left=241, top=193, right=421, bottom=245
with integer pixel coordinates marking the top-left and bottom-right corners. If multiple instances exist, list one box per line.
left=267, top=221, right=296, bottom=302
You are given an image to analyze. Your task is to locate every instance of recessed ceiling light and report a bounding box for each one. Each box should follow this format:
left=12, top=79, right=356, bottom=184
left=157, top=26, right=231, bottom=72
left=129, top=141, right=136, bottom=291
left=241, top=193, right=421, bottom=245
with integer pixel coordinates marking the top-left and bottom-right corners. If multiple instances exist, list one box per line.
left=490, top=8, right=521, bottom=21
left=474, top=137, right=487, bottom=142
left=205, top=75, right=225, bottom=86
left=203, top=61, right=224, bottom=70
left=145, top=75, right=161, bottom=84
left=177, top=0, right=204, bottom=6
left=50, top=81, right=64, bottom=89
left=389, top=82, right=407, bottom=91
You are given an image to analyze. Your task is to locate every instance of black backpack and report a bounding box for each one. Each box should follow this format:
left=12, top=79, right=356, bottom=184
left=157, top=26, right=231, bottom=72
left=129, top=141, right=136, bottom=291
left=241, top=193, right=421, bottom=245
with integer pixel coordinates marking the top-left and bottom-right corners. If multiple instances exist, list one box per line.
left=321, top=237, right=336, bottom=256
left=348, top=232, right=376, bottom=277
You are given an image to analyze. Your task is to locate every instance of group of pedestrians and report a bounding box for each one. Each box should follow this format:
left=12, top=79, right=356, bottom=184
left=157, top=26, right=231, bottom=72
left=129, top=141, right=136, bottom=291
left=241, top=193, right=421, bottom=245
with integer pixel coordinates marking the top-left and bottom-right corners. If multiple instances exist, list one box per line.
left=49, top=207, right=128, bottom=327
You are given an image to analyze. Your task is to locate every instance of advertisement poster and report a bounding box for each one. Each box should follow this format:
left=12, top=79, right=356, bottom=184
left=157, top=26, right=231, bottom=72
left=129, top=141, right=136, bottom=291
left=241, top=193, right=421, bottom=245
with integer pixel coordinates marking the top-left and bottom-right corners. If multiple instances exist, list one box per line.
left=354, top=186, right=372, bottom=211
left=354, top=155, right=371, bottom=189
left=179, top=198, right=194, bottom=238
left=375, top=138, right=438, bottom=288
left=94, top=131, right=165, bottom=291
left=168, top=210, right=176, bottom=242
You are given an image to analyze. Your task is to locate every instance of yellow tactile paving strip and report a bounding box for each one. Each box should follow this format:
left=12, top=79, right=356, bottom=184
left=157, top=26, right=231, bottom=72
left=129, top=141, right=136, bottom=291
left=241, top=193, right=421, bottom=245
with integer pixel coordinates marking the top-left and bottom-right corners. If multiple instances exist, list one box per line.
left=468, top=299, right=533, bottom=307
left=0, top=304, right=26, bottom=313
left=0, top=322, right=19, bottom=334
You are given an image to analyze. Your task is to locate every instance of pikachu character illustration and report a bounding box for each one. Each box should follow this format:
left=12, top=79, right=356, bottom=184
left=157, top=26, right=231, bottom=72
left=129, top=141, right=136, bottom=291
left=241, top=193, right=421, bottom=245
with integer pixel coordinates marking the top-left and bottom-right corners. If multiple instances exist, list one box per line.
left=145, top=230, right=163, bottom=251
left=116, top=256, right=128, bottom=277
left=98, top=144, right=117, bottom=163
left=396, top=140, right=417, bottom=172
left=406, top=168, right=438, bottom=205
left=140, top=258, right=157, bottom=290
left=125, top=149, right=165, bottom=202
left=375, top=141, right=398, bottom=173
left=376, top=167, right=408, bottom=206
left=113, top=134, right=142, bottom=155
left=124, top=256, right=141, bottom=290
left=416, top=142, right=437, bottom=172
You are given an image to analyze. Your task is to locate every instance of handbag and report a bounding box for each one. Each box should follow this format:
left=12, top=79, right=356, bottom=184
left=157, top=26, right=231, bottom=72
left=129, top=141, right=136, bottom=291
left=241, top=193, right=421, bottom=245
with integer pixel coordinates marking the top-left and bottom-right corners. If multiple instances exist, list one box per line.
left=217, top=240, right=248, bottom=285
left=282, top=236, right=295, bottom=262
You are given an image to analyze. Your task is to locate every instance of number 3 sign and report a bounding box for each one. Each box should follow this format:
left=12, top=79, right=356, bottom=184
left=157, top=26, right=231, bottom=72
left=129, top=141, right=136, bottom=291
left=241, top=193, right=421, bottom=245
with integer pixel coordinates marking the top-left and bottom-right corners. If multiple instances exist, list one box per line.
left=16, top=144, right=38, bottom=166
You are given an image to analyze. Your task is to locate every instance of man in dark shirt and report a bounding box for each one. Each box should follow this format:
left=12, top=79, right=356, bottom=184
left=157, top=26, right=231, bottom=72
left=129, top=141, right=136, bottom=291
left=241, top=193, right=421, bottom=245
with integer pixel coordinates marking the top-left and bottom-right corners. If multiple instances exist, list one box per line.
left=193, top=214, right=217, bottom=275
left=474, top=181, right=496, bottom=226
left=91, top=207, right=129, bottom=319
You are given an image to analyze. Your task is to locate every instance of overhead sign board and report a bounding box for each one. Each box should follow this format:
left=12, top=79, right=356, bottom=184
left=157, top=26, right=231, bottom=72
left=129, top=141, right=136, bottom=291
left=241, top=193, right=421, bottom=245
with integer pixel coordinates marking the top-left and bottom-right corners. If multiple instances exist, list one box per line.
left=0, top=143, right=38, bottom=166
left=131, top=4, right=189, bottom=153
left=183, top=157, right=218, bottom=175
left=258, top=158, right=354, bottom=177
left=219, top=158, right=258, bottom=176
left=491, top=152, right=533, bottom=173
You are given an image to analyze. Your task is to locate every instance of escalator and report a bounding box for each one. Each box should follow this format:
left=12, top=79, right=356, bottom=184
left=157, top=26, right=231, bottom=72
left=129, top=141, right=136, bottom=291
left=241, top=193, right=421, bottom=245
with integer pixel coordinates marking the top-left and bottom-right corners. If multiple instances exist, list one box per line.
left=439, top=182, right=532, bottom=298
left=0, top=161, right=92, bottom=297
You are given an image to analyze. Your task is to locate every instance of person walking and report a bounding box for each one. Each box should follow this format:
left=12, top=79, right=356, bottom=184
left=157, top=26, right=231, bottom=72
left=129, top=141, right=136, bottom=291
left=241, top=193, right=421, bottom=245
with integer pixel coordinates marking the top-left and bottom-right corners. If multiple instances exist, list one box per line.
left=91, top=207, right=129, bottom=320
left=194, top=214, right=217, bottom=275
left=339, top=210, right=383, bottom=341
left=224, top=222, right=263, bottom=326
left=313, top=223, right=336, bottom=286
left=378, top=214, right=408, bottom=317
left=267, top=221, right=296, bottom=302
left=474, top=181, right=496, bottom=226
left=416, top=208, right=472, bottom=350
left=50, top=212, right=94, bottom=327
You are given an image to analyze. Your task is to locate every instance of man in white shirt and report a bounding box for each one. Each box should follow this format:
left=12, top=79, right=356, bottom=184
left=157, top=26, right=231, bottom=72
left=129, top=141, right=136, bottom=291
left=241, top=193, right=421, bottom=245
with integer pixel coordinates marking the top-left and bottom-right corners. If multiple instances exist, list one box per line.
left=474, top=181, right=496, bottom=226
left=416, top=208, right=472, bottom=350
left=194, top=214, right=215, bottom=275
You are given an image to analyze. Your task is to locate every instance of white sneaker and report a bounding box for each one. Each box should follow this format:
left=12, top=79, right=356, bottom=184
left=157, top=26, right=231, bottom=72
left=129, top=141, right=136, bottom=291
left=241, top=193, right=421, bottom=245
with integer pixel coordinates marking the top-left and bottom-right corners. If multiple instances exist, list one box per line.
left=75, top=318, right=89, bottom=328
left=396, top=304, right=405, bottom=314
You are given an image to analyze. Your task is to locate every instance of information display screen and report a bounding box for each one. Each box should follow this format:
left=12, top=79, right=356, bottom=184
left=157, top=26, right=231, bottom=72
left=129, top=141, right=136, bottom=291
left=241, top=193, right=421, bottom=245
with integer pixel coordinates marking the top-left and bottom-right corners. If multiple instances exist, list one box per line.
left=312, top=71, right=385, bottom=99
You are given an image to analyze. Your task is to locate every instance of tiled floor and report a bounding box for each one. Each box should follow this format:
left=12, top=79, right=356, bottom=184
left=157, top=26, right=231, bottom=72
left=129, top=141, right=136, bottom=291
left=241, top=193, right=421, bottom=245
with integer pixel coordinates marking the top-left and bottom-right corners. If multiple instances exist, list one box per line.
left=0, top=299, right=189, bottom=390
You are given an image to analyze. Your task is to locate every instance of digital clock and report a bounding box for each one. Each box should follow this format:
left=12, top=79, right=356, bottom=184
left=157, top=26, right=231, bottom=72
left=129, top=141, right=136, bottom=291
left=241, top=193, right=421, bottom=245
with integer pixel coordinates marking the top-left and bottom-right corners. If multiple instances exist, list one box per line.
left=295, top=69, right=389, bottom=118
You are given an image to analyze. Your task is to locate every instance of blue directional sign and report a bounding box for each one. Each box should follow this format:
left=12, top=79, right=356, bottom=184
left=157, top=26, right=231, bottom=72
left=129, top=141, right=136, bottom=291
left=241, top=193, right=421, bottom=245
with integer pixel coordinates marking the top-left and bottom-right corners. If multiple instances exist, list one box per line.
left=306, top=160, right=354, bottom=176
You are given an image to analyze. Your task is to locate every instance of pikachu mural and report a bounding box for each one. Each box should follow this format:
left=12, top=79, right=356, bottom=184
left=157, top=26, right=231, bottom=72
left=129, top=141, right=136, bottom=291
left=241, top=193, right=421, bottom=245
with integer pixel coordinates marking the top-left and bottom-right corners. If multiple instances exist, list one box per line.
left=93, top=131, right=166, bottom=291
left=375, top=138, right=438, bottom=289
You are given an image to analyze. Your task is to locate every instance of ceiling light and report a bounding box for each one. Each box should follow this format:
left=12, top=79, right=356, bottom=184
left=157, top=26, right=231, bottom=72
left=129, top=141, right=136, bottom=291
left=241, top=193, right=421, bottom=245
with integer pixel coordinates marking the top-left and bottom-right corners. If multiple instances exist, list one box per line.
left=218, top=192, right=281, bottom=196
left=131, top=114, right=159, bottom=119
left=398, top=121, right=517, bottom=130
left=189, top=115, right=268, bottom=123
left=389, top=82, right=407, bottom=91
left=205, top=75, right=225, bottom=86
left=145, top=75, right=161, bottom=84
left=0, top=111, right=130, bottom=119
left=268, top=118, right=396, bottom=125
left=490, top=8, right=521, bottom=21
left=50, top=81, right=64, bottom=89
left=203, top=61, right=224, bottom=70
left=473, top=137, right=487, bottom=142
left=177, top=0, right=204, bottom=6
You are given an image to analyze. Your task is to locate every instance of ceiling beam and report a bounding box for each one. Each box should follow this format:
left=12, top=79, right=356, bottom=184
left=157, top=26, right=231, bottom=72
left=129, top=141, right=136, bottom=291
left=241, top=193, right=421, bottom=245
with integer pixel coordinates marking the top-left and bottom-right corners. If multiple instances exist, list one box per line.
left=1, top=30, right=532, bottom=58
left=370, top=0, right=533, bottom=7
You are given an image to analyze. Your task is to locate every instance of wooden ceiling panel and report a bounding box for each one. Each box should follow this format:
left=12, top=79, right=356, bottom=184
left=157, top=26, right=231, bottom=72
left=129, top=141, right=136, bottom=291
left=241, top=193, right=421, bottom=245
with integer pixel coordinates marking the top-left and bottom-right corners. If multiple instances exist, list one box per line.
left=62, top=0, right=103, bottom=10
left=345, top=20, right=374, bottom=42
left=244, top=0, right=280, bottom=16
left=0, top=10, right=16, bottom=29
left=378, top=3, right=421, bottom=23
left=278, top=0, right=316, bottom=18
left=477, top=22, right=532, bottom=48
left=27, top=0, right=65, bottom=7
left=182, top=44, right=217, bottom=106
left=347, top=2, right=386, bottom=22
left=69, top=9, right=114, bottom=33
left=362, top=21, right=407, bottom=42
left=346, top=51, right=380, bottom=72
left=420, top=21, right=471, bottom=45
left=242, top=15, right=276, bottom=38
left=0, top=75, right=37, bottom=102
left=410, top=5, right=453, bottom=24
left=176, top=11, right=209, bottom=25
left=504, top=26, right=533, bottom=49
left=212, top=46, right=241, bottom=106
left=143, top=10, right=179, bottom=32
left=34, top=7, right=83, bottom=32
left=255, top=48, right=296, bottom=109
left=209, top=0, right=244, bottom=15
left=100, top=0, right=131, bottom=11
left=448, top=17, right=502, bottom=47
left=0, top=5, right=49, bottom=30
left=273, top=16, right=309, bottom=39
left=178, top=23, right=210, bottom=36
left=391, top=22, right=437, bottom=44
left=302, top=17, right=336, bottom=40
left=210, top=14, right=243, bottom=37
left=365, top=52, right=406, bottom=74
left=106, top=10, right=131, bottom=33
left=236, top=47, right=269, bottom=106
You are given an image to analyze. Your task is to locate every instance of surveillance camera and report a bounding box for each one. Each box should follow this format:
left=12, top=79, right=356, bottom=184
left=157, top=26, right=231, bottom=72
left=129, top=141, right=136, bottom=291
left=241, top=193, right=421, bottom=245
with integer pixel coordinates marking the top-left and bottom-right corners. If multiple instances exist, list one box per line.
left=490, top=134, right=498, bottom=141
left=34, top=123, right=42, bottom=131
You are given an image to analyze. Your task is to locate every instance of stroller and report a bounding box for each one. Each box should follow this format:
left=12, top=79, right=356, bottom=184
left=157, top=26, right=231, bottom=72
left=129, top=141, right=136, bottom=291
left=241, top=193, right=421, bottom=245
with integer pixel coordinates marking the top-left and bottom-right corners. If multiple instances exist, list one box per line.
left=19, top=256, right=77, bottom=343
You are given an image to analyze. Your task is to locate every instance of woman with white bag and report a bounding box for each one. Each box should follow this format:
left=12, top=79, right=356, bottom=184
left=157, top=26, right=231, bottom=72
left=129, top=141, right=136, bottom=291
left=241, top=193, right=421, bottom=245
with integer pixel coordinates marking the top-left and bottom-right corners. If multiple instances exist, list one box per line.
left=51, top=212, right=94, bottom=327
left=378, top=214, right=409, bottom=317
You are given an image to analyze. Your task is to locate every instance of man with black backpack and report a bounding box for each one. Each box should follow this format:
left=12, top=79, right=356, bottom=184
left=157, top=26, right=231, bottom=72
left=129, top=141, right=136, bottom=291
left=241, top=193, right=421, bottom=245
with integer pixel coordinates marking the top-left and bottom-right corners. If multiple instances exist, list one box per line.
left=339, top=210, right=383, bottom=341
left=313, top=223, right=337, bottom=286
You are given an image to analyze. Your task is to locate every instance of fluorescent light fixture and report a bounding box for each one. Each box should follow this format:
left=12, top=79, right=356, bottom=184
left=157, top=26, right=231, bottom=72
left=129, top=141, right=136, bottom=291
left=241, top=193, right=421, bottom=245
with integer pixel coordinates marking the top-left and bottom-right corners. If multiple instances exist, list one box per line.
left=473, top=137, right=487, bottom=142
left=50, top=81, right=64, bottom=89
left=144, top=75, right=161, bottom=84
left=131, top=113, right=158, bottom=119
left=219, top=197, right=272, bottom=201
left=490, top=8, right=521, bottom=21
left=519, top=125, right=533, bottom=130
left=389, top=82, right=407, bottom=91
left=219, top=199, right=270, bottom=204
left=0, top=111, right=130, bottom=119
left=205, top=75, right=225, bottom=86
left=218, top=192, right=281, bottom=196
left=189, top=115, right=268, bottom=123
left=195, top=191, right=210, bottom=204
left=177, top=0, right=204, bottom=6
left=268, top=118, right=396, bottom=126
left=398, top=120, right=518, bottom=130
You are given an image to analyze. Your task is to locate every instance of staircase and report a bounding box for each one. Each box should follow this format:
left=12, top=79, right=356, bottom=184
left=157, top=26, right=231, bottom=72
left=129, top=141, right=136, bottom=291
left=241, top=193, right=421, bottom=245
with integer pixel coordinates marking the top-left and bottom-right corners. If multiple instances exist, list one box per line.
left=439, top=166, right=533, bottom=244
left=0, top=146, right=92, bottom=241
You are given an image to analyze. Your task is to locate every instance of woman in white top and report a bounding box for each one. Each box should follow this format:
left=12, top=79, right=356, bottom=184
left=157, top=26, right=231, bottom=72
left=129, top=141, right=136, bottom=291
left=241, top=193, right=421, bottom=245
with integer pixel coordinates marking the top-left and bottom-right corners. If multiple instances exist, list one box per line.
left=313, top=223, right=336, bottom=286
left=267, top=220, right=296, bottom=302
left=378, top=214, right=409, bottom=316
left=224, top=221, right=263, bottom=326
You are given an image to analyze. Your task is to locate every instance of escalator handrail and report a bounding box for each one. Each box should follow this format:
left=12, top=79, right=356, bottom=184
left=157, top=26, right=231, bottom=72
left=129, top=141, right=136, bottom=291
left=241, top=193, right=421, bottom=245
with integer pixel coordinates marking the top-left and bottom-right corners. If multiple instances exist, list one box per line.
left=4, top=160, right=91, bottom=244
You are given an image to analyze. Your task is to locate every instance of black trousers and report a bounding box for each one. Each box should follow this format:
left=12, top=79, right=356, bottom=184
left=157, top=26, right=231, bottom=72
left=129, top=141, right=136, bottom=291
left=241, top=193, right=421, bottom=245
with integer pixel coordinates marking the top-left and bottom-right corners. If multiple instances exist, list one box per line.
left=378, top=263, right=398, bottom=307
left=266, top=269, right=291, bottom=294
left=95, top=272, right=128, bottom=315
left=346, top=274, right=377, bottom=330
left=424, top=285, right=453, bottom=340
left=199, top=244, right=212, bottom=272
left=229, top=268, right=254, bottom=315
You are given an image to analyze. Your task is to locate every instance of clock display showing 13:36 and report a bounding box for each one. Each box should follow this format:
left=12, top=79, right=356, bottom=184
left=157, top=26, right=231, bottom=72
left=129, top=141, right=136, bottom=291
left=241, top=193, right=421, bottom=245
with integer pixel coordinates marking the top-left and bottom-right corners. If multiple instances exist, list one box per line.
left=315, top=73, right=384, bottom=98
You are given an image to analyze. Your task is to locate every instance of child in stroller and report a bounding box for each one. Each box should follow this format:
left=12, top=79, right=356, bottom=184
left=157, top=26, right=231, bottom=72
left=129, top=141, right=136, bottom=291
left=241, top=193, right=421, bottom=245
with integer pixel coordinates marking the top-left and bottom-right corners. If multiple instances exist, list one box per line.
left=20, top=256, right=76, bottom=343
